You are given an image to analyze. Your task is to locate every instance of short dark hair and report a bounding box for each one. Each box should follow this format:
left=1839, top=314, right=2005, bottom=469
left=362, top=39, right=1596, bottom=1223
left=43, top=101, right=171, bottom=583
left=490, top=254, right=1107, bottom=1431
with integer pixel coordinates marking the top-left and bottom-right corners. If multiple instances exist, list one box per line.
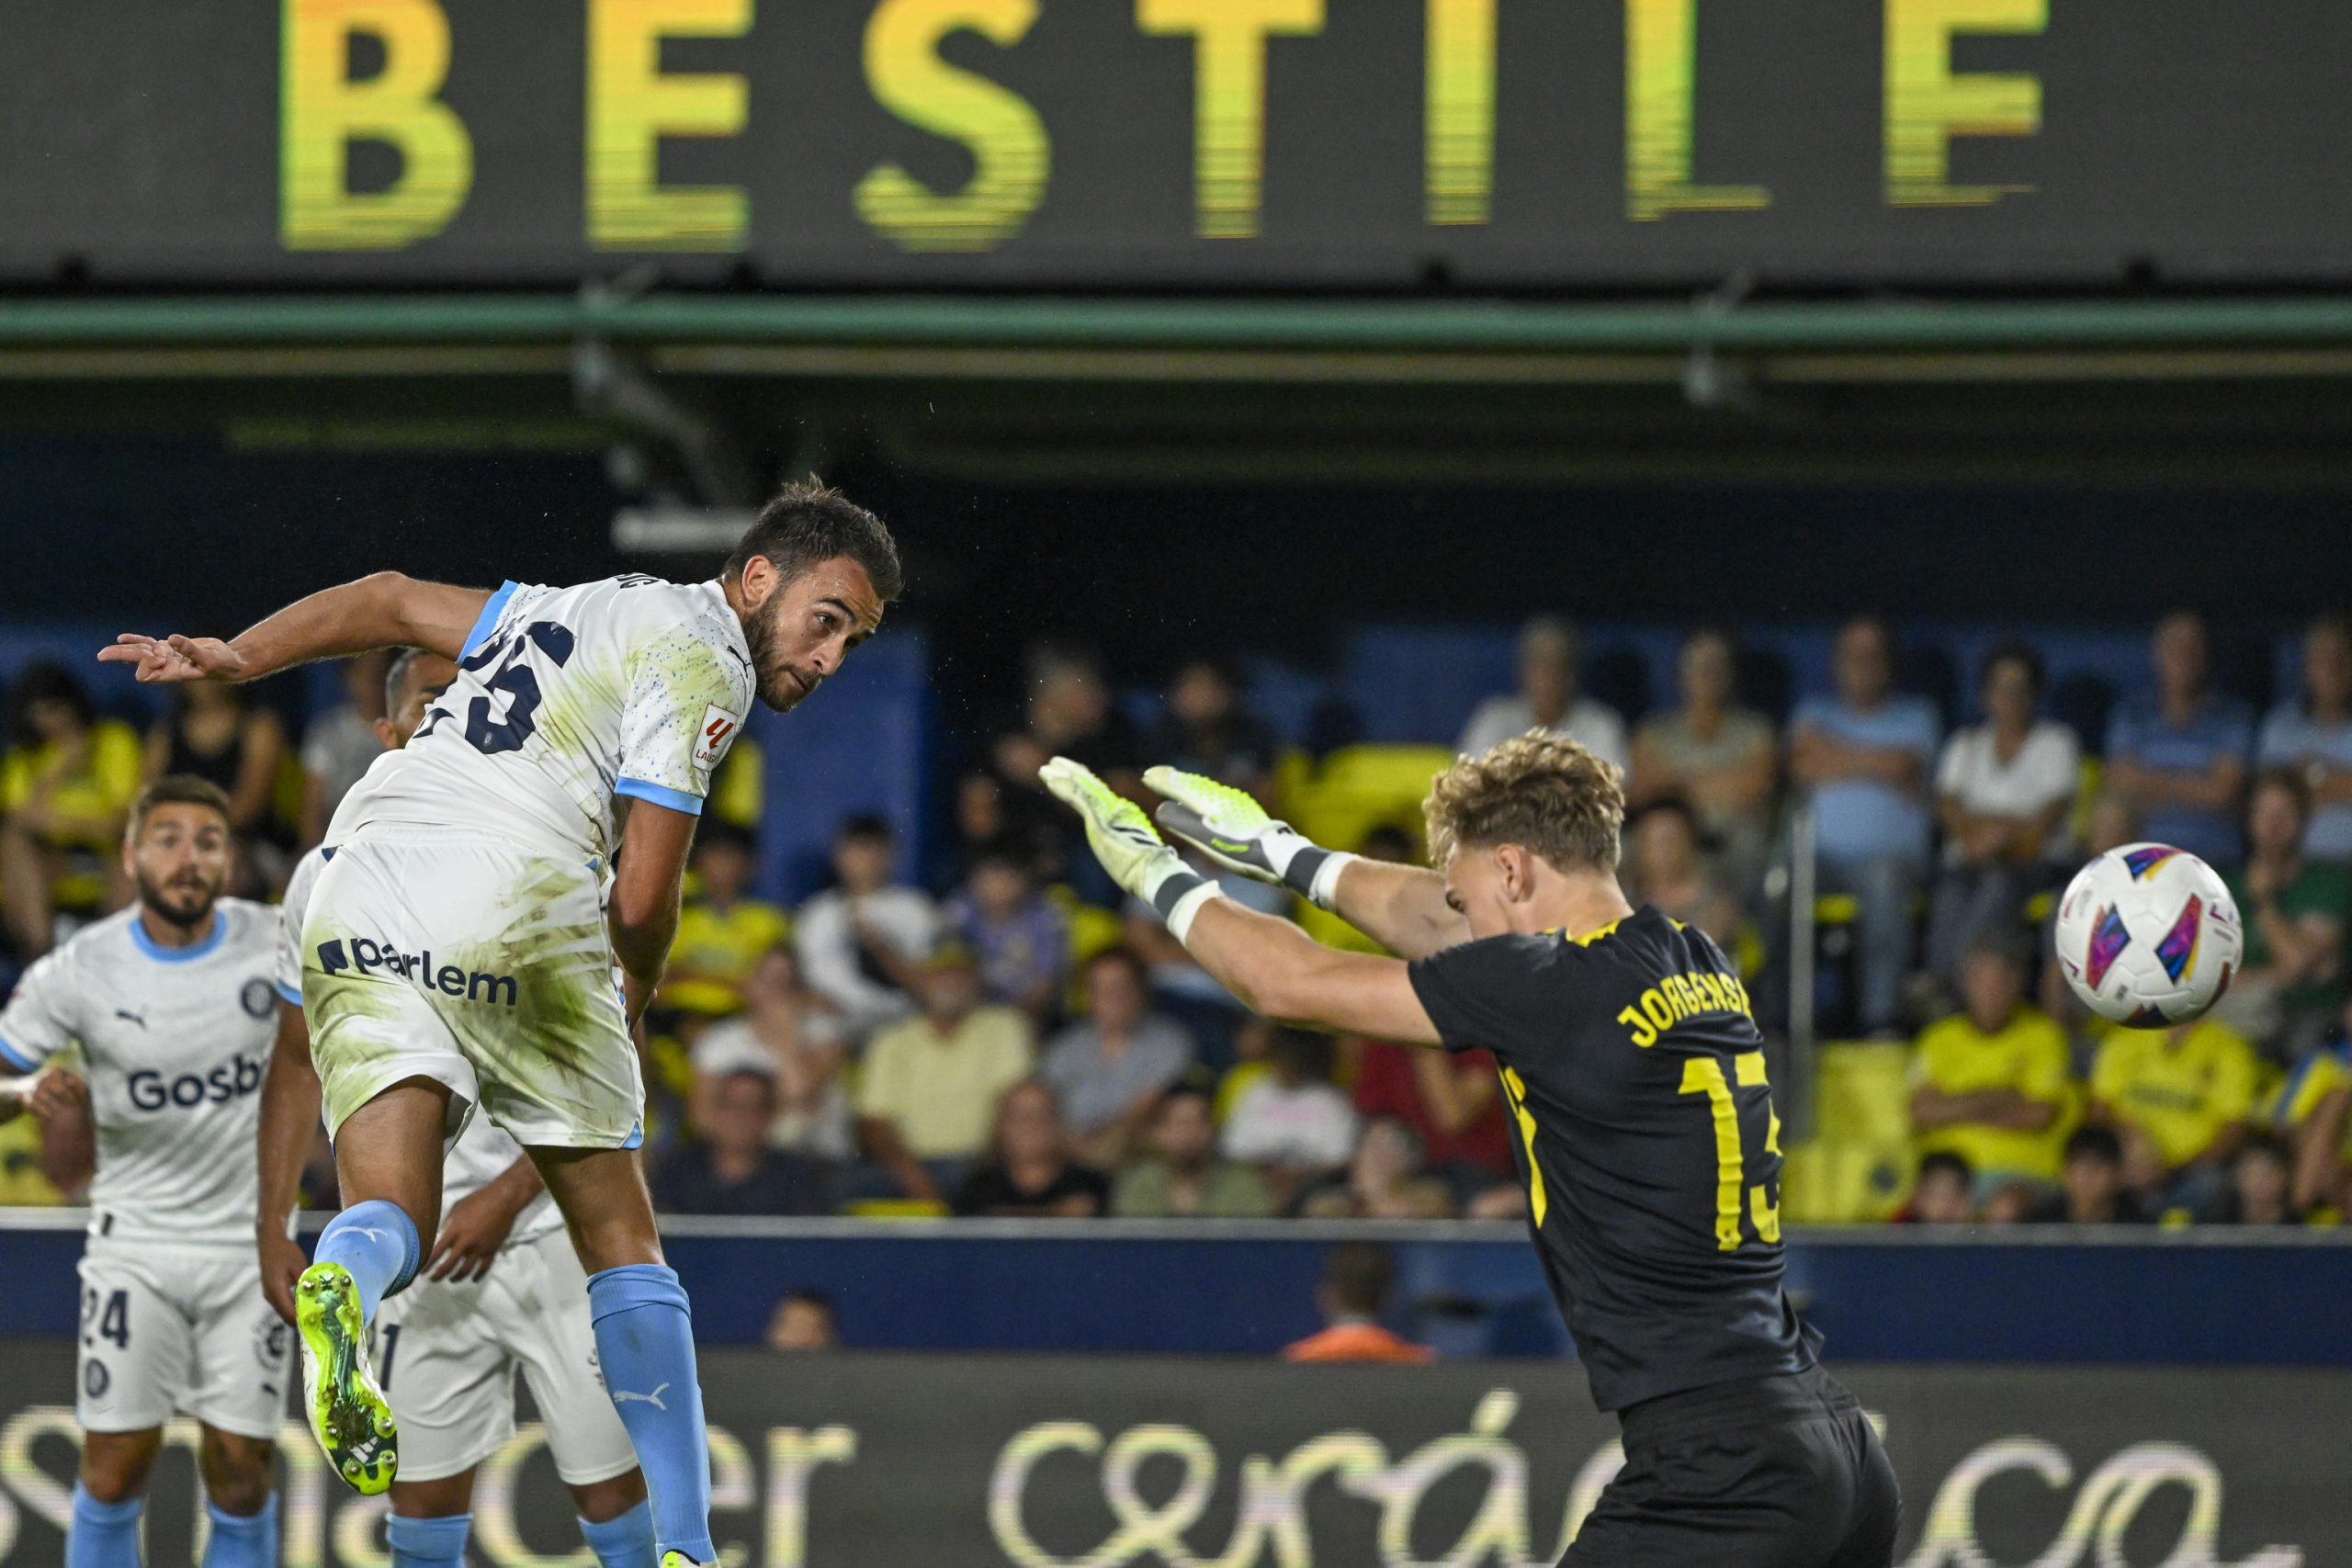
left=2235, top=1128, right=2291, bottom=1168
left=780, top=1287, right=837, bottom=1318
left=1963, top=925, right=2034, bottom=971
left=1917, top=1150, right=1973, bottom=1187
left=1159, top=1082, right=1215, bottom=1115
left=1085, top=944, right=1150, bottom=989
left=836, top=813, right=896, bottom=847
left=2252, top=764, right=2313, bottom=821
left=8, top=661, right=96, bottom=745
left=725, top=481, right=902, bottom=604
left=130, top=774, right=232, bottom=838
left=694, top=819, right=757, bottom=858
left=1322, top=1242, right=1397, bottom=1315
left=2065, top=1125, right=2123, bottom=1167
left=1269, top=1028, right=1336, bottom=1082
left=1979, top=638, right=2047, bottom=698
left=383, top=647, right=446, bottom=716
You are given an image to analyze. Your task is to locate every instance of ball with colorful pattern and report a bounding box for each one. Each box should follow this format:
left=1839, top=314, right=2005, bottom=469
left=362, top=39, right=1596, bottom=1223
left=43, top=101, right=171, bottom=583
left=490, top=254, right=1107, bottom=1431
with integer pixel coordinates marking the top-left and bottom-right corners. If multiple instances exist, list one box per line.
left=2052, top=842, right=2242, bottom=1027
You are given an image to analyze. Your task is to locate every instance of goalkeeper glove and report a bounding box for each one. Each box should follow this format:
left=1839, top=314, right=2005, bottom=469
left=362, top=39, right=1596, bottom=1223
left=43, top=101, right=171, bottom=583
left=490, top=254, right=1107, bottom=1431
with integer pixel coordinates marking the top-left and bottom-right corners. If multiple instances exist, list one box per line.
left=1039, top=758, right=1222, bottom=940
left=1145, top=765, right=1355, bottom=909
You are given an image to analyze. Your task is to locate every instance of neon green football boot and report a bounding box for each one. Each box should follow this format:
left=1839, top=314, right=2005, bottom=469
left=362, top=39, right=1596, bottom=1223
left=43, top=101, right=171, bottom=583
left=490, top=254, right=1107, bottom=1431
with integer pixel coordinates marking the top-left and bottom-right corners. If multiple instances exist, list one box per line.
left=295, top=1260, right=398, bottom=1495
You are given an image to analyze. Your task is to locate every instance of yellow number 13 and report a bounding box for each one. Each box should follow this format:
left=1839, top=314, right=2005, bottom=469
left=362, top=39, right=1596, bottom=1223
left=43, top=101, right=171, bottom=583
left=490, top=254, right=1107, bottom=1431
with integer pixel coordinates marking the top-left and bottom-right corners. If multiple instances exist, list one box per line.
left=1679, top=1052, right=1782, bottom=1252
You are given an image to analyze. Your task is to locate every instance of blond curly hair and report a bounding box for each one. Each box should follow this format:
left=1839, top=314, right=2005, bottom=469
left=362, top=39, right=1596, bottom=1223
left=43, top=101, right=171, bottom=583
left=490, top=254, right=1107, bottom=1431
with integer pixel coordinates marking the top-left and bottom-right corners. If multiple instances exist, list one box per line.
left=1423, top=730, right=1625, bottom=873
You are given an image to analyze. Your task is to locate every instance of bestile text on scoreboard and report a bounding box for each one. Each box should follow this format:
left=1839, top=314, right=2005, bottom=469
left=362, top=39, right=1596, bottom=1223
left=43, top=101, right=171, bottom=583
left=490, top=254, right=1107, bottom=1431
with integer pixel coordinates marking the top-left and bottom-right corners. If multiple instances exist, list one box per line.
left=2, top=0, right=2349, bottom=288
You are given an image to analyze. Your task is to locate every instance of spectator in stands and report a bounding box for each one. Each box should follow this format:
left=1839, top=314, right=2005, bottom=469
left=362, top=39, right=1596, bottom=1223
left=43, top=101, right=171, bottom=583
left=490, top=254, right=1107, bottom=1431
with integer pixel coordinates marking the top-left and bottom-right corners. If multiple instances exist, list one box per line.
left=1283, top=1243, right=1433, bottom=1363
left=1152, top=657, right=1280, bottom=799
left=1111, top=1085, right=1275, bottom=1218
left=2102, top=610, right=2253, bottom=869
left=298, top=649, right=391, bottom=845
left=1223, top=1030, right=1360, bottom=1205
left=2027, top=1126, right=2152, bottom=1224
left=661, top=822, right=794, bottom=1025
left=1908, top=931, right=2074, bottom=1190
left=2259, top=615, right=2352, bottom=863
left=1041, top=946, right=1194, bottom=1165
left=946, top=838, right=1069, bottom=1023
left=1925, top=641, right=2081, bottom=988
left=2218, top=770, right=2349, bottom=1063
left=854, top=945, right=1035, bottom=1204
left=2090, top=1011, right=2259, bottom=1216
left=765, top=1290, right=840, bottom=1351
left=1457, top=616, right=1627, bottom=769
left=992, top=643, right=1145, bottom=899
left=951, top=1078, right=1111, bottom=1217
left=1630, top=627, right=1776, bottom=884
left=2217, top=1131, right=2300, bottom=1226
left=690, top=944, right=853, bottom=1162
left=650, top=1066, right=833, bottom=1216
left=1344, top=1035, right=1515, bottom=1209
left=1897, top=1151, right=1976, bottom=1224
left=2039, top=793, right=2144, bottom=1043
left=1621, top=797, right=1741, bottom=944
left=1788, top=616, right=1943, bottom=1036
left=0, top=663, right=143, bottom=958
left=2271, top=1022, right=2352, bottom=1214
left=1296, top=1117, right=1456, bottom=1219
left=796, top=814, right=941, bottom=1040
left=143, top=682, right=288, bottom=849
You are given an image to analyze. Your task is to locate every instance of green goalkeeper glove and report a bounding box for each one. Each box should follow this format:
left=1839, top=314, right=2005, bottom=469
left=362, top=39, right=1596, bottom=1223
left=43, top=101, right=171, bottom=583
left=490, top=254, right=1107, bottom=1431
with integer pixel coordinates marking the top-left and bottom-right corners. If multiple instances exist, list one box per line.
left=1145, top=765, right=1356, bottom=909
left=1040, top=758, right=1222, bottom=939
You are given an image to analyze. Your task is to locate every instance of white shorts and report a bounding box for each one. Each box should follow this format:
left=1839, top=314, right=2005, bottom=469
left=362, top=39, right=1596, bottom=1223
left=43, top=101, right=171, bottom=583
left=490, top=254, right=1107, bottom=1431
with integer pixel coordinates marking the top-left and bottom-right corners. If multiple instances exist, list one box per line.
left=76, top=1242, right=290, bottom=1439
left=300, top=833, right=642, bottom=1150
left=371, top=1225, right=638, bottom=1484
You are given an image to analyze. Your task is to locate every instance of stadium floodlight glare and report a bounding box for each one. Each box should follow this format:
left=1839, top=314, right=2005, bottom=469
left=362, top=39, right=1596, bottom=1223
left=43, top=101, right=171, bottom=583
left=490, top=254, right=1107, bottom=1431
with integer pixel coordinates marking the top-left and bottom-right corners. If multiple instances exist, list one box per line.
left=611, top=505, right=757, bottom=553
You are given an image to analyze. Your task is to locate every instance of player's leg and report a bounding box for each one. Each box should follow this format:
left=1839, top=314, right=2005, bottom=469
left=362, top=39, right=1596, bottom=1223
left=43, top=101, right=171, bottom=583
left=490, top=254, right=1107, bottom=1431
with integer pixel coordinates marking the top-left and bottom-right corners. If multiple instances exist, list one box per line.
left=531, top=1145, right=715, bottom=1567
left=193, top=1427, right=278, bottom=1568
left=182, top=1249, right=291, bottom=1568
left=387, top=1471, right=479, bottom=1568
left=69, top=1431, right=159, bottom=1568
left=72, top=1248, right=182, bottom=1568
left=299, top=1078, right=449, bottom=1496
left=507, top=1225, right=658, bottom=1568
left=1821, top=1408, right=1901, bottom=1568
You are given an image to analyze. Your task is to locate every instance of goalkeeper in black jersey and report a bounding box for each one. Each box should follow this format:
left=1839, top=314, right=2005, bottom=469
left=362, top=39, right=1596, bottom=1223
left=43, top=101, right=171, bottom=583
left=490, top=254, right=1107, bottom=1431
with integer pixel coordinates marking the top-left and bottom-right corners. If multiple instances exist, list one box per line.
left=1045, top=734, right=1897, bottom=1567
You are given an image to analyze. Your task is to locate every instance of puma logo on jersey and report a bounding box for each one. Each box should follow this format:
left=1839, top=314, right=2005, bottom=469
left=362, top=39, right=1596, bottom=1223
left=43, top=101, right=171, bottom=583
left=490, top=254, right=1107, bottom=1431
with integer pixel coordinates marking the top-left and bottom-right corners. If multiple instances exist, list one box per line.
left=113, top=1009, right=147, bottom=1029
left=612, top=1382, right=670, bottom=1410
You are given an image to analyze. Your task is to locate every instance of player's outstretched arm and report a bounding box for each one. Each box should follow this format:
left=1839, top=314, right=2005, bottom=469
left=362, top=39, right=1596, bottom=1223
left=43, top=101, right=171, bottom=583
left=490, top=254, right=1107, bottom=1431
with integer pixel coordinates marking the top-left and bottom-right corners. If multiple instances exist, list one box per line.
left=1147, top=765, right=1469, bottom=960
left=100, top=572, right=492, bottom=684
left=256, top=1000, right=324, bottom=1324
left=1046, top=759, right=1441, bottom=1045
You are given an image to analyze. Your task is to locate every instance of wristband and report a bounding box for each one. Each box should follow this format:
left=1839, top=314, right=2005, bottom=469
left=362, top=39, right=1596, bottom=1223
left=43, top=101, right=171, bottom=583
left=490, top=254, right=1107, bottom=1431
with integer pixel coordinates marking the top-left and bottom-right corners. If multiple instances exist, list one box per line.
left=1147, top=865, right=1211, bottom=925
left=1291, top=847, right=1359, bottom=910
left=1163, top=881, right=1224, bottom=944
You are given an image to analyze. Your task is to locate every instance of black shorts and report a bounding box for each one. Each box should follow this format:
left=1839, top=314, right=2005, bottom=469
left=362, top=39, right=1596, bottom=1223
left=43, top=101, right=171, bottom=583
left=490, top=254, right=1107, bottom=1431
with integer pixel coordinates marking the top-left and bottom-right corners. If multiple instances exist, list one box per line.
left=1563, top=1364, right=1899, bottom=1568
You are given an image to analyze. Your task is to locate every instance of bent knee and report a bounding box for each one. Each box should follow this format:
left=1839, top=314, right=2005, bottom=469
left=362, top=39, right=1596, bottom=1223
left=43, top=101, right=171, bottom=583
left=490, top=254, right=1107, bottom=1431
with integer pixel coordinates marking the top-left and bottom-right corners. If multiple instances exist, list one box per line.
left=198, top=1432, right=277, bottom=1514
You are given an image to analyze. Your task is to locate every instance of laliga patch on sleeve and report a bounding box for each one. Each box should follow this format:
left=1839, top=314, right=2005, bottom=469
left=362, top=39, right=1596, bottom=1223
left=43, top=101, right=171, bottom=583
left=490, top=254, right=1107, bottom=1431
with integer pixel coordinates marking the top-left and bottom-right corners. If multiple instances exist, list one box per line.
left=693, top=705, right=742, bottom=774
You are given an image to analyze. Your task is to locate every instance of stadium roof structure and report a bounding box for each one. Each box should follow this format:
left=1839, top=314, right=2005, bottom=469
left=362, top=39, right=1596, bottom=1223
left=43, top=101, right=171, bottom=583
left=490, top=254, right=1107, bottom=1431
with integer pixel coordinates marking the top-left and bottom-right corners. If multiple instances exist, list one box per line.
left=6, top=292, right=2352, bottom=489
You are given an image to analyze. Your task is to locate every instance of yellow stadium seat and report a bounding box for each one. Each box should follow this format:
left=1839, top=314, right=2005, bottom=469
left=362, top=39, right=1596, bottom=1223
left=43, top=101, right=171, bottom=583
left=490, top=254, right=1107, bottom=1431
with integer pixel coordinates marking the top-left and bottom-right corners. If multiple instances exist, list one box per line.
left=1278, top=745, right=1454, bottom=858
left=842, top=1199, right=951, bottom=1220
left=1780, top=1042, right=1917, bottom=1224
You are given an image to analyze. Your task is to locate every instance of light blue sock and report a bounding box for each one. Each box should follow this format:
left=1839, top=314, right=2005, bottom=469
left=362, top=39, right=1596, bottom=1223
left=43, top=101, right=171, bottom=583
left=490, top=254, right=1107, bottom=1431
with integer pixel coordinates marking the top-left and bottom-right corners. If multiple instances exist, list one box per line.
left=201, top=1495, right=277, bottom=1568
left=313, top=1199, right=422, bottom=1324
left=588, top=1265, right=715, bottom=1563
left=67, top=1483, right=142, bottom=1568
left=386, top=1512, right=470, bottom=1567
left=580, top=1498, right=658, bottom=1568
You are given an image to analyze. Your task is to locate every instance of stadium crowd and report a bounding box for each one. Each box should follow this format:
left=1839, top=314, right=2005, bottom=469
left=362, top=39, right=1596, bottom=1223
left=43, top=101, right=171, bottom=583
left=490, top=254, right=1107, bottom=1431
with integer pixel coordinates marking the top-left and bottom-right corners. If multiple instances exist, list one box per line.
left=0, top=606, right=2347, bottom=1229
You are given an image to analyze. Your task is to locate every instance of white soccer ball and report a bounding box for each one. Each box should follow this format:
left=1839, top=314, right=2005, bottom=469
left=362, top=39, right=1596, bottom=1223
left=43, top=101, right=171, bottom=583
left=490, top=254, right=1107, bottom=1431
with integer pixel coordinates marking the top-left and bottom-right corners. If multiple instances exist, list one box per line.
left=2052, top=842, right=2242, bottom=1026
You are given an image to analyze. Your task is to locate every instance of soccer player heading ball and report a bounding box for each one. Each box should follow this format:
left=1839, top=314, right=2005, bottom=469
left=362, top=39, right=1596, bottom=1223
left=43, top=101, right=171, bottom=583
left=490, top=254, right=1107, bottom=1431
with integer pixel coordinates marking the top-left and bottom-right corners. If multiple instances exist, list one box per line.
left=1048, top=738, right=1899, bottom=1567
left=102, top=483, right=899, bottom=1568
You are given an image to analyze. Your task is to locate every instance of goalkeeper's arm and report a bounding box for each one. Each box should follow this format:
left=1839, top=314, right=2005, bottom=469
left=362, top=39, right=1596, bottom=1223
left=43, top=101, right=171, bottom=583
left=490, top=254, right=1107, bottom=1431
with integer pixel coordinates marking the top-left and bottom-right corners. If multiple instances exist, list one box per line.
left=1148, top=766, right=1469, bottom=960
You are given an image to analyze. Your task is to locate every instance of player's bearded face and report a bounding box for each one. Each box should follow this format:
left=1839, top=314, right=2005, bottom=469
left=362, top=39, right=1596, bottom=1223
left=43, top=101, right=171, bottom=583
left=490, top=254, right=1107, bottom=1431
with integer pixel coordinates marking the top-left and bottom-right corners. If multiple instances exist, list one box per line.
left=742, top=558, right=883, bottom=712
left=129, top=805, right=230, bottom=929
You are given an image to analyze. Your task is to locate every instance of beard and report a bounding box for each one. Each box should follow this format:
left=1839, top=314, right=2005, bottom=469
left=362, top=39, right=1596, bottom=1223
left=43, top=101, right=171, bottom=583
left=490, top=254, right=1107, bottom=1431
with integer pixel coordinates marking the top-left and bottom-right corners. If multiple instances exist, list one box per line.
left=136, top=866, right=222, bottom=931
left=742, top=604, right=813, bottom=712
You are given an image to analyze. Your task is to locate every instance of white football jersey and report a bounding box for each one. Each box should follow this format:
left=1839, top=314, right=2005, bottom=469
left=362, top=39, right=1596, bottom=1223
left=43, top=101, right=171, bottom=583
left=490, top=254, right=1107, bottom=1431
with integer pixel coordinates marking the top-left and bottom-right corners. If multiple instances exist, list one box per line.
left=327, top=575, right=754, bottom=863
left=0, top=902, right=280, bottom=1246
left=278, top=848, right=561, bottom=1245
